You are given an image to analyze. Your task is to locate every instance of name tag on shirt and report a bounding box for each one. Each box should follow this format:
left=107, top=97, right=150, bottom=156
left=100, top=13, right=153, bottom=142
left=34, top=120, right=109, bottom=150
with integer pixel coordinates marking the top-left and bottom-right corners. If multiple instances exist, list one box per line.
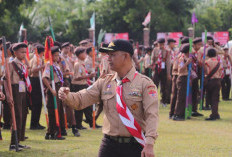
left=19, top=81, right=26, bottom=93
left=225, top=69, right=231, bottom=75
left=161, top=62, right=165, bottom=69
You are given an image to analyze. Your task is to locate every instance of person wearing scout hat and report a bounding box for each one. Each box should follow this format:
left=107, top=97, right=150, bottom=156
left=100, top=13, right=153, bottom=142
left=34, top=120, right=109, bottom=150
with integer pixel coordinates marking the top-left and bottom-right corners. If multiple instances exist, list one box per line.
left=71, top=47, right=96, bottom=130
left=173, top=43, right=192, bottom=121
left=9, top=42, right=31, bottom=150
left=152, top=38, right=171, bottom=107
left=221, top=47, right=232, bottom=101
left=42, top=46, right=66, bottom=140
left=59, top=39, right=159, bottom=157
left=169, top=37, right=189, bottom=119
left=204, top=48, right=223, bottom=120
left=143, top=47, right=152, bottom=77
left=29, top=44, right=46, bottom=130
left=191, top=37, right=204, bottom=117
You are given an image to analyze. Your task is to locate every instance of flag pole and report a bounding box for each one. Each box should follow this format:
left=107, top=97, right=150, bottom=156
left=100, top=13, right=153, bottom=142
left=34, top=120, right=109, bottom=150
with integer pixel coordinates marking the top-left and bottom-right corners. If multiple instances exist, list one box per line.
left=199, top=29, right=207, bottom=110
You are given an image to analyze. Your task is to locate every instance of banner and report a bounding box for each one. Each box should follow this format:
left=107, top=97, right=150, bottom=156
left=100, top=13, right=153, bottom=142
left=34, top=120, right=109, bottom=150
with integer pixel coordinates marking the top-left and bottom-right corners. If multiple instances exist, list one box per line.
left=157, top=32, right=183, bottom=45
left=104, top=33, right=129, bottom=43
left=214, top=32, right=229, bottom=45
left=168, top=32, right=183, bottom=45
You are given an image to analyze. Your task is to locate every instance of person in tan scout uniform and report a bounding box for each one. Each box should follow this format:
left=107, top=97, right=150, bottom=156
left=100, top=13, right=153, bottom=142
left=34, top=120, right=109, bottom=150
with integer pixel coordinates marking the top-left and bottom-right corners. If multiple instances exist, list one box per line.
left=169, top=37, right=189, bottom=119
left=191, top=37, right=204, bottom=117
left=221, top=47, right=232, bottom=100
left=42, top=46, right=65, bottom=140
left=143, top=47, right=152, bottom=78
left=8, top=42, right=31, bottom=150
left=59, top=39, right=159, bottom=157
left=60, top=42, right=79, bottom=136
left=152, top=38, right=171, bottom=107
left=204, top=48, right=223, bottom=120
left=29, top=44, right=46, bottom=130
left=173, top=43, right=192, bottom=121
left=71, top=47, right=97, bottom=130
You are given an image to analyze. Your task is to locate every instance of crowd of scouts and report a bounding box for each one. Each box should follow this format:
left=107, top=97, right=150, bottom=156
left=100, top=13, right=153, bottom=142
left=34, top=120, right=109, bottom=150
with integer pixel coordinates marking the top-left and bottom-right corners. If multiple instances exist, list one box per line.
left=0, top=34, right=231, bottom=151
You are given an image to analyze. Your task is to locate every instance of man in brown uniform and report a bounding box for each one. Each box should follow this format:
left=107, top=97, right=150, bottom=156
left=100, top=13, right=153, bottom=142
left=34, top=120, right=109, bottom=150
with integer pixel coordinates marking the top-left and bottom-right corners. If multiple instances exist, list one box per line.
left=60, top=42, right=78, bottom=136
left=71, top=47, right=95, bottom=130
left=9, top=43, right=31, bottom=150
left=191, top=38, right=204, bottom=117
left=42, top=46, right=65, bottom=140
left=204, top=48, right=223, bottom=120
left=173, top=43, right=192, bottom=121
left=29, top=44, right=46, bottom=130
left=152, top=38, right=171, bottom=107
left=221, top=47, right=232, bottom=100
left=59, top=39, right=159, bottom=157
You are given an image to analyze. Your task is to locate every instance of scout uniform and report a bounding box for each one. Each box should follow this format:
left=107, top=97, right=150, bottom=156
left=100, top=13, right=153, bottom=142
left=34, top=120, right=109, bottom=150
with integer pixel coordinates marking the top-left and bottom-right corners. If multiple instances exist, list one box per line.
left=9, top=43, right=31, bottom=147
left=29, top=44, right=45, bottom=129
left=42, top=46, right=65, bottom=139
left=173, top=44, right=190, bottom=120
left=63, top=40, right=159, bottom=157
left=143, top=47, right=152, bottom=78
left=60, top=42, right=77, bottom=135
left=152, top=38, right=171, bottom=105
left=204, top=48, right=223, bottom=120
left=64, top=67, right=159, bottom=157
left=221, top=48, right=231, bottom=100
left=191, top=38, right=204, bottom=116
left=71, top=53, right=93, bottom=129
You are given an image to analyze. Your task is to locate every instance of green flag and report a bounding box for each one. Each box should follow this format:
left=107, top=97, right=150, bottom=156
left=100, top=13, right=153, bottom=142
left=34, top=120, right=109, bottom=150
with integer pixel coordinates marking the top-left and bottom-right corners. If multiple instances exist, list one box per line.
left=97, top=29, right=106, bottom=46
left=90, top=12, right=95, bottom=29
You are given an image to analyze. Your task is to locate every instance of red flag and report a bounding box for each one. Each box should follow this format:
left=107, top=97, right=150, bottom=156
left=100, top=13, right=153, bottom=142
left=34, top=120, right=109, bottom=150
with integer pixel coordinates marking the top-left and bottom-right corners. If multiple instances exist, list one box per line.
left=44, top=36, right=54, bottom=63
left=23, top=40, right=30, bottom=61
left=142, top=11, right=151, bottom=26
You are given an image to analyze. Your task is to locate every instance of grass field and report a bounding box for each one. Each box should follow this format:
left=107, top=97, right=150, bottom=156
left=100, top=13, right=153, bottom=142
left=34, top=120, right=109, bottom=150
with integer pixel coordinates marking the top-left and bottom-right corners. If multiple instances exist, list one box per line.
left=0, top=100, right=232, bottom=157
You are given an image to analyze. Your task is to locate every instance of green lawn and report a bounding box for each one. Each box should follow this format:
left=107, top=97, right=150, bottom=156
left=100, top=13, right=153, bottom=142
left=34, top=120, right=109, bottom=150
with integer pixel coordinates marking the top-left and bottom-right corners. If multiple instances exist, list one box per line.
left=0, top=100, right=232, bottom=157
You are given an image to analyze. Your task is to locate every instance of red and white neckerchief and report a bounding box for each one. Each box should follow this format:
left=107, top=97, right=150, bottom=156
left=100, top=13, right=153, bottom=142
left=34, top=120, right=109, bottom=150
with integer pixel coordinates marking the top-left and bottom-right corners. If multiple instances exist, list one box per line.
left=82, top=64, right=92, bottom=86
left=20, top=63, right=32, bottom=93
left=116, top=72, right=146, bottom=147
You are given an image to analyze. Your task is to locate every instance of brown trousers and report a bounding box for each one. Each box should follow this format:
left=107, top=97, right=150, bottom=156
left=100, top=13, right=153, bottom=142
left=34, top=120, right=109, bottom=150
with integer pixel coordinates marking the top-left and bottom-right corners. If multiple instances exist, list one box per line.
left=221, top=75, right=231, bottom=100
left=46, top=83, right=65, bottom=135
left=169, top=75, right=178, bottom=116
left=174, top=76, right=187, bottom=117
left=71, top=84, right=93, bottom=128
left=30, top=77, right=42, bottom=127
left=153, top=65, right=168, bottom=104
left=11, top=85, right=28, bottom=144
left=3, top=84, right=11, bottom=128
left=192, top=78, right=199, bottom=112
left=206, top=79, right=221, bottom=118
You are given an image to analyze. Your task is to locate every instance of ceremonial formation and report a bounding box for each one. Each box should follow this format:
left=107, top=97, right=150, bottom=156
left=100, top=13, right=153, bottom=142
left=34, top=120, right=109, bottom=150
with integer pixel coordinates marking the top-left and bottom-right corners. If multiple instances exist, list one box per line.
left=0, top=2, right=232, bottom=157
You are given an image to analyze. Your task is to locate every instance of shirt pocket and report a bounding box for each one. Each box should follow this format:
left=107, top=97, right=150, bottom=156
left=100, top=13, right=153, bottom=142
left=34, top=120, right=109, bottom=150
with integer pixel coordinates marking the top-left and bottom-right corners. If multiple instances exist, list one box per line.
left=124, top=92, right=143, bottom=117
left=101, top=92, right=116, bottom=114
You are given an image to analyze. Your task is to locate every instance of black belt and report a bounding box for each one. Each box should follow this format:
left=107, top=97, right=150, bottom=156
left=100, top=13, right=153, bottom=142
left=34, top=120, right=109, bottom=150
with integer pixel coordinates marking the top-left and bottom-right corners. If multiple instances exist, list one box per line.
left=104, top=134, right=137, bottom=144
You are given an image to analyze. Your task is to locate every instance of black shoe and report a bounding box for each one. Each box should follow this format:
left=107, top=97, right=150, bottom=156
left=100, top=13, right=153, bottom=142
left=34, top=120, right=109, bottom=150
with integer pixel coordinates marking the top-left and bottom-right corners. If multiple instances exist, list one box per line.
left=205, top=117, right=217, bottom=121
left=45, top=133, right=50, bottom=140
left=24, top=137, right=29, bottom=140
left=61, top=130, right=67, bottom=136
left=76, top=126, right=87, bottom=130
left=19, top=144, right=31, bottom=149
left=95, top=124, right=102, bottom=129
left=9, top=145, right=23, bottom=151
left=83, top=119, right=89, bottom=124
left=37, top=124, right=46, bottom=130
left=173, top=116, right=185, bottom=121
left=50, top=134, right=56, bottom=140
left=72, top=127, right=81, bottom=137
left=192, top=112, right=204, bottom=117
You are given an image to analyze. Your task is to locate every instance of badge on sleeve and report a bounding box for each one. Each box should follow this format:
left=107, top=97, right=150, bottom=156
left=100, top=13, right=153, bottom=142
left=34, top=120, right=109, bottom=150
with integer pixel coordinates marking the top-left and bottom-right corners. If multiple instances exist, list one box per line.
left=148, top=89, right=157, bottom=98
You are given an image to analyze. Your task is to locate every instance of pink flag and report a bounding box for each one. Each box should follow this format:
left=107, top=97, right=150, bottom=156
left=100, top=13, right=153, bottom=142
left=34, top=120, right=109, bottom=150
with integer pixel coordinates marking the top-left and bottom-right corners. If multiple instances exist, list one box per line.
left=191, top=12, right=198, bottom=25
left=142, top=11, right=151, bottom=26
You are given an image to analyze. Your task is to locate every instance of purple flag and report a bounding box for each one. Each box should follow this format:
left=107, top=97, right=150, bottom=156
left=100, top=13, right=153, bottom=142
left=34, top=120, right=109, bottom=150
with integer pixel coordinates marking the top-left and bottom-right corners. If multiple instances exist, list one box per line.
left=191, top=12, right=198, bottom=24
